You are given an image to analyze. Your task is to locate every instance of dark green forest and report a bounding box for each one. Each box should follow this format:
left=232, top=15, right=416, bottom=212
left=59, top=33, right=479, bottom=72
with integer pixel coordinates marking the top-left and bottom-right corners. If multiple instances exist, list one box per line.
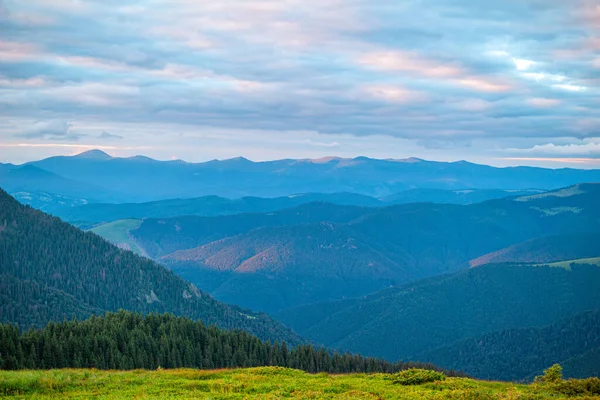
left=418, top=310, right=600, bottom=381
left=0, top=311, right=455, bottom=375
left=0, top=188, right=301, bottom=345
left=277, top=262, right=600, bottom=365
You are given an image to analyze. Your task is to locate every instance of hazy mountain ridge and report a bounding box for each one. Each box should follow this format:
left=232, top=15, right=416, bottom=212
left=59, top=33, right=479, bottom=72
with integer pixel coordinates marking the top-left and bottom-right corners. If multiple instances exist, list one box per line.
left=0, top=163, right=118, bottom=203
left=8, top=150, right=599, bottom=202
left=50, top=189, right=544, bottom=225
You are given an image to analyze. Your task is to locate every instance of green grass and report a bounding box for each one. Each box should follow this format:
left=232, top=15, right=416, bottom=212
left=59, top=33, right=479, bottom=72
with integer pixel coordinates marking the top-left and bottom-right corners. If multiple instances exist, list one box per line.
left=90, top=219, right=145, bottom=256
left=1, top=368, right=597, bottom=399
left=535, top=257, right=600, bottom=270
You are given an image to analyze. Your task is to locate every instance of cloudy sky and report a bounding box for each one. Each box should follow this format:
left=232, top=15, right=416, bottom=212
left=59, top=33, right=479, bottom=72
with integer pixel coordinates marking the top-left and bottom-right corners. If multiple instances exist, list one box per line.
left=0, top=0, right=599, bottom=167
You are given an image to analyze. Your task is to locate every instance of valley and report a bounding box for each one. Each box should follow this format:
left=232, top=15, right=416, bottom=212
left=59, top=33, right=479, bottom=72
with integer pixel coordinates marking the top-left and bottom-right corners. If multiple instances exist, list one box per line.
left=1, top=151, right=599, bottom=385
left=3, top=1, right=600, bottom=396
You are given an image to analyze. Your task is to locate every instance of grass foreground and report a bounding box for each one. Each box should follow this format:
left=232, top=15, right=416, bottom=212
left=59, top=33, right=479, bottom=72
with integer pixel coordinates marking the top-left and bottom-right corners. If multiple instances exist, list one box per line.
left=1, top=367, right=599, bottom=399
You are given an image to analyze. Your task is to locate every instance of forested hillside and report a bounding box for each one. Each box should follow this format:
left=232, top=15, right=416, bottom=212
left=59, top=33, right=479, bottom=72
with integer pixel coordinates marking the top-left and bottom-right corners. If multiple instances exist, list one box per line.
left=133, top=202, right=367, bottom=258
left=161, top=184, right=600, bottom=313
left=0, top=311, right=446, bottom=374
left=381, top=188, right=543, bottom=205
left=166, top=223, right=412, bottom=312
left=48, top=189, right=542, bottom=225
left=417, top=310, right=600, bottom=380
left=0, top=189, right=302, bottom=345
left=52, top=193, right=381, bottom=224
left=470, top=232, right=600, bottom=267
left=276, top=261, right=600, bottom=378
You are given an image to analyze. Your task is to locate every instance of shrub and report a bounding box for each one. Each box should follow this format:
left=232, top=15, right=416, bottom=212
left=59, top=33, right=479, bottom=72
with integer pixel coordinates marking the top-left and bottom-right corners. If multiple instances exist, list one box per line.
left=552, top=377, right=600, bottom=396
left=391, top=368, right=446, bottom=385
left=534, top=364, right=562, bottom=384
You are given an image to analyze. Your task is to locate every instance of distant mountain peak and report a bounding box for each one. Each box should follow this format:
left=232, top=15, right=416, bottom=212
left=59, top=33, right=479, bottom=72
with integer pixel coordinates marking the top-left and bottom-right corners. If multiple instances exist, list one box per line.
left=305, top=157, right=347, bottom=164
left=74, top=149, right=112, bottom=160
left=224, top=156, right=252, bottom=163
left=387, top=157, right=425, bottom=163
left=127, top=155, right=156, bottom=162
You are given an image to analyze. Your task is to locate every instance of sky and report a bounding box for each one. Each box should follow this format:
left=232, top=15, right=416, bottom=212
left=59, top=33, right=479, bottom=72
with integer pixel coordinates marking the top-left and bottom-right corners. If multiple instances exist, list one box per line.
left=0, top=0, right=599, bottom=167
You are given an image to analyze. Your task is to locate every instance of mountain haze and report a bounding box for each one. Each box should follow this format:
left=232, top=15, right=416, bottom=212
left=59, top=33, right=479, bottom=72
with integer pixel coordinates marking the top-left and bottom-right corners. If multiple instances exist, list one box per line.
left=51, top=189, right=543, bottom=225
left=9, top=151, right=599, bottom=201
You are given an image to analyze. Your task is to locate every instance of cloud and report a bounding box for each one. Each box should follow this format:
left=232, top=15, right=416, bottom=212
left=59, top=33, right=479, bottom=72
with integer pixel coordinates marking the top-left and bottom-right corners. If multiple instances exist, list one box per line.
left=98, top=131, right=123, bottom=140
left=528, top=98, right=561, bottom=108
left=18, top=120, right=83, bottom=141
left=0, top=0, right=598, bottom=166
left=506, top=139, right=600, bottom=158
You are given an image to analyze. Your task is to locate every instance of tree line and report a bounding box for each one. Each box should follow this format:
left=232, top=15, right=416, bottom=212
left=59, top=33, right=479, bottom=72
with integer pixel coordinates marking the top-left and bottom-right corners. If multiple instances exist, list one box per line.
left=0, top=311, right=461, bottom=375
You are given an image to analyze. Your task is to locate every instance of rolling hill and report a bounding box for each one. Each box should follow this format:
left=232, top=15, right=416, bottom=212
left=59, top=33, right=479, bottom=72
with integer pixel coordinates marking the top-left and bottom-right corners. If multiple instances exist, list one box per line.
left=130, top=202, right=368, bottom=258
left=470, top=232, right=600, bottom=267
left=158, top=184, right=600, bottom=313
left=0, top=163, right=117, bottom=203
left=275, top=260, right=600, bottom=376
left=52, top=193, right=382, bottom=224
left=51, top=189, right=543, bottom=225
left=164, top=223, right=414, bottom=312
left=382, top=188, right=544, bottom=205
left=16, top=150, right=600, bottom=201
left=416, top=309, right=600, bottom=380
left=0, top=188, right=302, bottom=345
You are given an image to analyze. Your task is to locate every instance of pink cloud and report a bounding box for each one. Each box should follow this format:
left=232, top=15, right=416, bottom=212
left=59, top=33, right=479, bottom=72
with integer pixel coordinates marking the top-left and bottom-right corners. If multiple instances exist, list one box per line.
left=42, top=83, right=140, bottom=107
left=502, top=157, right=600, bottom=165
left=362, top=85, right=428, bottom=103
left=360, top=51, right=464, bottom=78
left=146, top=0, right=367, bottom=50
left=456, top=77, right=511, bottom=93
left=359, top=51, right=511, bottom=93
left=0, top=76, right=49, bottom=88
left=528, top=98, right=561, bottom=108
left=0, top=40, right=43, bottom=62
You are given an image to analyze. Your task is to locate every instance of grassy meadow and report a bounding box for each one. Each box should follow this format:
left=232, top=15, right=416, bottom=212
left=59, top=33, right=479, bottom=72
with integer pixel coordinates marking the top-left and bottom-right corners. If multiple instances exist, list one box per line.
left=1, top=367, right=598, bottom=399
left=90, top=219, right=145, bottom=256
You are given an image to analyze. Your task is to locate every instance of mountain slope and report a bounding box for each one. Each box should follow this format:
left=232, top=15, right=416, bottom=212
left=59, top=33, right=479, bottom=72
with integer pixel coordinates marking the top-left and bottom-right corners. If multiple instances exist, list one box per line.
left=470, top=232, right=600, bottom=267
left=132, top=202, right=369, bottom=258
left=382, top=188, right=544, bottom=205
left=276, top=261, right=600, bottom=363
left=24, top=151, right=600, bottom=200
left=416, top=310, right=600, bottom=380
left=0, top=164, right=117, bottom=203
left=157, top=184, right=600, bottom=313
left=53, top=193, right=382, bottom=224
left=51, top=189, right=543, bottom=225
left=164, top=223, right=414, bottom=312
left=0, top=188, right=302, bottom=345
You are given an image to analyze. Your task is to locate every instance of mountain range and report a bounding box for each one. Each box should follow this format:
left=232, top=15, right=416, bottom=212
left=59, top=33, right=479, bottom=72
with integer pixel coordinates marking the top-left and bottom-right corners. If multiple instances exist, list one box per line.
left=4, top=150, right=600, bottom=203
left=49, top=188, right=544, bottom=225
